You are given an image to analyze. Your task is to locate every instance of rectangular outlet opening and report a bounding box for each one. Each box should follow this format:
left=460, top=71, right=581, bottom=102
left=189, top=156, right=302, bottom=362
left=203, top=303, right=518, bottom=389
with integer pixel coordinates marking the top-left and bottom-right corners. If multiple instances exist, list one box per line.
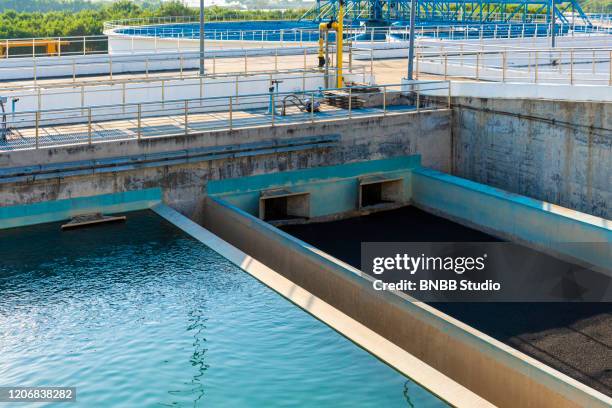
left=259, top=189, right=310, bottom=223
left=359, top=177, right=403, bottom=209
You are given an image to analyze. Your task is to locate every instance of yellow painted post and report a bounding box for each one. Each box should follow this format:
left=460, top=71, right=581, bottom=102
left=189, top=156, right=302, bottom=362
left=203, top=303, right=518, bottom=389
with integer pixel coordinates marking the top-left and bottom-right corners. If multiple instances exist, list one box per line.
left=335, top=0, right=344, bottom=88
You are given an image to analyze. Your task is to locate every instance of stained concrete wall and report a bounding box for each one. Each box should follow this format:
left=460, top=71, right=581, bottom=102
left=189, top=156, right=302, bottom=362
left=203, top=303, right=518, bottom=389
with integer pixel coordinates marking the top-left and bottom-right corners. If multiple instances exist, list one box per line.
left=0, top=110, right=451, bottom=223
left=451, top=96, right=611, bottom=219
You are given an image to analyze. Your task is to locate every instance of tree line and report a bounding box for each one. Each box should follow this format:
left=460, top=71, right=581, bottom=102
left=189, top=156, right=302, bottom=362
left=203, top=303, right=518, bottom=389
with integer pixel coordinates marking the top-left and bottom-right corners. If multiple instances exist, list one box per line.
left=0, top=0, right=306, bottom=39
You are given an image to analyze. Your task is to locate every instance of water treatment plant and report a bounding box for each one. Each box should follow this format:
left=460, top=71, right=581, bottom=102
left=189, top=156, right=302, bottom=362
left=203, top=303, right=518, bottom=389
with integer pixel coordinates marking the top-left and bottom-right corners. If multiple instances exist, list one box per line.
left=0, top=0, right=610, bottom=406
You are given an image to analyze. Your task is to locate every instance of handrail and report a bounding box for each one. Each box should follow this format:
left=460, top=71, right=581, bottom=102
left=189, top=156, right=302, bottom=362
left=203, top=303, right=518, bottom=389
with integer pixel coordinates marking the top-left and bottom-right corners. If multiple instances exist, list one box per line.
left=0, top=81, right=451, bottom=152
left=10, top=81, right=447, bottom=116
left=414, top=48, right=612, bottom=85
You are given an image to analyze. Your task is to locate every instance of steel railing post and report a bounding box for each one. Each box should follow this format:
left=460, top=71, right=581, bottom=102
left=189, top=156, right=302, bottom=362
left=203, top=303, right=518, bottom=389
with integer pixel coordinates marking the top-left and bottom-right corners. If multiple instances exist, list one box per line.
left=444, top=52, right=448, bottom=79
left=229, top=97, right=233, bottom=130
left=348, top=88, right=352, bottom=118
left=534, top=51, right=539, bottom=83
left=271, top=93, right=275, bottom=125
left=184, top=100, right=189, bottom=135
left=502, top=51, right=507, bottom=82
left=311, top=92, right=315, bottom=123
left=88, top=107, right=92, bottom=145
left=609, top=51, right=612, bottom=86
left=383, top=87, right=386, bottom=115
left=416, top=87, right=420, bottom=112
left=137, top=104, right=142, bottom=140
left=35, top=111, right=40, bottom=149
left=570, top=50, right=574, bottom=85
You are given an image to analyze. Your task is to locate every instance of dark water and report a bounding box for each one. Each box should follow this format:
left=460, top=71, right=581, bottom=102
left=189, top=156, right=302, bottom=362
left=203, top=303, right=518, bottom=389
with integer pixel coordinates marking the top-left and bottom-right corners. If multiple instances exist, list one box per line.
left=281, top=206, right=612, bottom=396
left=0, top=211, right=446, bottom=407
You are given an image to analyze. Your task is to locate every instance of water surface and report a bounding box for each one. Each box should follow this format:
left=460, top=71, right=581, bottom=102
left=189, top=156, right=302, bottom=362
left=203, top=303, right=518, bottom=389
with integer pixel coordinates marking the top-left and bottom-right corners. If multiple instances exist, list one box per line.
left=0, top=211, right=446, bottom=407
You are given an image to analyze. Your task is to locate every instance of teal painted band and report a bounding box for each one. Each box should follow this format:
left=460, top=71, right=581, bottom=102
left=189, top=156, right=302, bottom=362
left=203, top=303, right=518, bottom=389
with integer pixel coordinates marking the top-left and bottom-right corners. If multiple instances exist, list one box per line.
left=0, top=188, right=162, bottom=230
left=207, top=155, right=422, bottom=196
left=413, top=167, right=611, bottom=232
left=412, top=168, right=611, bottom=271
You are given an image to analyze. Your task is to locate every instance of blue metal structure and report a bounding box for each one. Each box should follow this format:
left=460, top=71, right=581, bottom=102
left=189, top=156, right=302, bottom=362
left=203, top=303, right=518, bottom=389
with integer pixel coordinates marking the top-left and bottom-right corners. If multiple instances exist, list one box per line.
left=300, top=0, right=591, bottom=26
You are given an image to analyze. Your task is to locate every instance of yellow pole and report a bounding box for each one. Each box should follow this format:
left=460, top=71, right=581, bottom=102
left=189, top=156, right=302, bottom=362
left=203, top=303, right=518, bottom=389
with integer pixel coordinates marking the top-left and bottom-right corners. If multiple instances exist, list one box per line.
left=317, top=0, right=344, bottom=88
left=334, top=0, right=344, bottom=88
left=318, top=24, right=326, bottom=68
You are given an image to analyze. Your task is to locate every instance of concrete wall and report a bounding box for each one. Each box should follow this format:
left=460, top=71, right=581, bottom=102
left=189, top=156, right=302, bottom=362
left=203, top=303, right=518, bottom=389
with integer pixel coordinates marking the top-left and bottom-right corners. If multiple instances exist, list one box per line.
left=0, top=111, right=452, bottom=222
left=200, top=194, right=612, bottom=408
left=451, top=96, right=611, bottom=219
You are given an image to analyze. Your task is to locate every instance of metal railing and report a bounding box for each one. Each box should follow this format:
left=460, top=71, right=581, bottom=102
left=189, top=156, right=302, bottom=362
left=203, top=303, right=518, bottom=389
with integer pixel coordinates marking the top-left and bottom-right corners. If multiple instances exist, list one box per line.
left=0, top=81, right=450, bottom=151
left=0, top=36, right=108, bottom=59
left=1, top=69, right=360, bottom=113
left=415, top=47, right=612, bottom=85
left=3, top=19, right=611, bottom=59
left=0, top=45, right=377, bottom=89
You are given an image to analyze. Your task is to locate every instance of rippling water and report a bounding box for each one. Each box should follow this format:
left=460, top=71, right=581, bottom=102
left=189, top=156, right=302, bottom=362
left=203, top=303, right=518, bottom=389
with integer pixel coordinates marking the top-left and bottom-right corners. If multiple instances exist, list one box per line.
left=0, top=211, right=446, bottom=407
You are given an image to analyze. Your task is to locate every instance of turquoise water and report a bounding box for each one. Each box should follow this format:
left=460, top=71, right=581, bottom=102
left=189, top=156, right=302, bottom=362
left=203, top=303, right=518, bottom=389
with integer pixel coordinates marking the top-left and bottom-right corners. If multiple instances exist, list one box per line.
left=0, top=211, right=446, bottom=407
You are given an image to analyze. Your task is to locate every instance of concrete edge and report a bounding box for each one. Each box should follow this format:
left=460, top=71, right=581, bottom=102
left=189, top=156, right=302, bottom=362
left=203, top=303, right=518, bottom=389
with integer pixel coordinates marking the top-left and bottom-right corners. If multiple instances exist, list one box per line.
left=151, top=203, right=495, bottom=408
